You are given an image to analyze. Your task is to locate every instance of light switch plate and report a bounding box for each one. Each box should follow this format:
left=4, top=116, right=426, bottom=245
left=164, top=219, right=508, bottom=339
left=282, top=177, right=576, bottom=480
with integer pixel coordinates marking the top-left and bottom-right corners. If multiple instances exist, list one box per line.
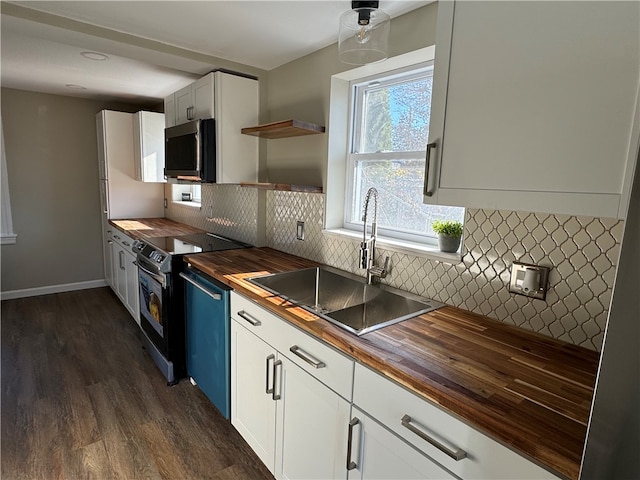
left=509, top=262, right=550, bottom=300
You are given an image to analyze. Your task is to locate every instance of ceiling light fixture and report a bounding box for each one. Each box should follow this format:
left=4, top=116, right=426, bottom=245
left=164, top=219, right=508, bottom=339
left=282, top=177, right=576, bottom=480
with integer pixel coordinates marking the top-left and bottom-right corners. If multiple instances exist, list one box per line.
left=338, top=1, right=390, bottom=65
left=81, top=51, right=109, bottom=61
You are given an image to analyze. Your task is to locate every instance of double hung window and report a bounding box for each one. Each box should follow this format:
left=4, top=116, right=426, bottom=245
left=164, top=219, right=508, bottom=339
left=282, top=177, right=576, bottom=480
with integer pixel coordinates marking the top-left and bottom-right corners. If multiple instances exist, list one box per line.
left=344, top=64, right=464, bottom=244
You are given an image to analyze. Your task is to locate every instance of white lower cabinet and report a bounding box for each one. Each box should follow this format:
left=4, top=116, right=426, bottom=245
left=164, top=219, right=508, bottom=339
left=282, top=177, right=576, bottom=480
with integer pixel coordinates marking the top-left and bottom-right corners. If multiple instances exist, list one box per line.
left=347, top=406, right=456, bottom=480
left=230, top=292, right=352, bottom=479
left=230, top=292, right=559, bottom=480
left=108, top=229, right=139, bottom=324
left=353, top=364, right=560, bottom=480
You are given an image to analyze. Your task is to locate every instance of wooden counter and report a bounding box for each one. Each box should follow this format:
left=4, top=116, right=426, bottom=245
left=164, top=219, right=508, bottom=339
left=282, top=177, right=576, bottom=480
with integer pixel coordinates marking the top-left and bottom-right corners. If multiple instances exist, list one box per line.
left=109, top=218, right=203, bottom=239
left=185, top=247, right=599, bottom=480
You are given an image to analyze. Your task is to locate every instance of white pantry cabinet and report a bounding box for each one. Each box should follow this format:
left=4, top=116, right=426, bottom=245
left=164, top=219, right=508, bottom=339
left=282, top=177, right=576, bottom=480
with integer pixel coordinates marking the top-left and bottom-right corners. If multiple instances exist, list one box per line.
left=163, top=71, right=259, bottom=183
left=425, top=1, right=640, bottom=219
left=230, top=292, right=352, bottom=479
left=133, top=111, right=166, bottom=183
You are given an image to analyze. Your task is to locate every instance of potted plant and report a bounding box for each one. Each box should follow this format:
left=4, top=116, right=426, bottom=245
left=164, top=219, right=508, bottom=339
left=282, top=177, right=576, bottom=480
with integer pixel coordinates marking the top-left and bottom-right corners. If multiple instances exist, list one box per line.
left=432, top=220, right=463, bottom=253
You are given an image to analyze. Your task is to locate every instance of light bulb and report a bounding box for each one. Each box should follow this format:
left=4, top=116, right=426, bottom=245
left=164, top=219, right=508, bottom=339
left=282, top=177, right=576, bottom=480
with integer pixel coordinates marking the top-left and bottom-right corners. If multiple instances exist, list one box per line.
left=355, top=26, right=371, bottom=44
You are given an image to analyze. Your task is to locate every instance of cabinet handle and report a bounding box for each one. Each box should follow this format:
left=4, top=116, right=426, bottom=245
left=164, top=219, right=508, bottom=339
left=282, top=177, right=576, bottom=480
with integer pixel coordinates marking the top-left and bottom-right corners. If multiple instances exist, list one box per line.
left=114, top=234, right=121, bottom=240
left=423, top=141, right=437, bottom=197
left=400, top=414, right=467, bottom=461
left=187, top=106, right=194, bottom=120
left=119, top=250, right=125, bottom=270
left=107, top=240, right=113, bottom=245
left=237, top=310, right=261, bottom=326
left=346, top=417, right=360, bottom=471
left=122, top=241, right=130, bottom=247
left=272, top=359, right=282, bottom=401
left=179, top=272, right=223, bottom=301
left=289, top=345, right=326, bottom=369
left=265, top=354, right=275, bottom=395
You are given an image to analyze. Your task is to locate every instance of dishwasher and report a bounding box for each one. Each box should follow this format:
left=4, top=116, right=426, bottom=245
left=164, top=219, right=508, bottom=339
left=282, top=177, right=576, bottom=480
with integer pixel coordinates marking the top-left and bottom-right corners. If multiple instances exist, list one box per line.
left=180, top=265, right=232, bottom=419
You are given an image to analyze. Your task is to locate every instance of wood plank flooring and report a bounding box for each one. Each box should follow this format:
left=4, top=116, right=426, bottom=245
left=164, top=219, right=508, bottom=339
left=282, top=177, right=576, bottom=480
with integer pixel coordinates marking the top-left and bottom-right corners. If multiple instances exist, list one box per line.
left=1, top=287, right=273, bottom=480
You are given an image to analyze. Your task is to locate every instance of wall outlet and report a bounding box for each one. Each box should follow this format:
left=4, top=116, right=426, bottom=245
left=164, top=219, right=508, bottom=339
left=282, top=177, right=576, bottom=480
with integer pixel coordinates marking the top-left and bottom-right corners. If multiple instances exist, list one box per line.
left=296, top=221, right=305, bottom=241
left=509, top=262, right=550, bottom=300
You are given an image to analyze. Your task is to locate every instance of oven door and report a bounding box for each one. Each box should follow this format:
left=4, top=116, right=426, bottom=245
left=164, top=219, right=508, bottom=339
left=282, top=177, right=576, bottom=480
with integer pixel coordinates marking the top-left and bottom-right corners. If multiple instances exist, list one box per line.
left=137, top=257, right=169, bottom=352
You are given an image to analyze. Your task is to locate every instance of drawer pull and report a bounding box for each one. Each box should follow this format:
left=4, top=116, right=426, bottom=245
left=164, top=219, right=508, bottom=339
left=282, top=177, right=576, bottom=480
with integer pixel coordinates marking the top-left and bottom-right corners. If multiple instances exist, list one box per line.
left=265, top=354, right=275, bottom=395
left=289, top=345, right=326, bottom=369
left=401, top=414, right=467, bottom=461
left=346, top=417, right=360, bottom=470
left=238, top=310, right=261, bottom=326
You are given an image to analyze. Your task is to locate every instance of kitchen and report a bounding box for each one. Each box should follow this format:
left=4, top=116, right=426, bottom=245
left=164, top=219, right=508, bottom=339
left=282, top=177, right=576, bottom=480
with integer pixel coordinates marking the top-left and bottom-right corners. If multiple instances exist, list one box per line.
left=1, top=1, right=638, bottom=480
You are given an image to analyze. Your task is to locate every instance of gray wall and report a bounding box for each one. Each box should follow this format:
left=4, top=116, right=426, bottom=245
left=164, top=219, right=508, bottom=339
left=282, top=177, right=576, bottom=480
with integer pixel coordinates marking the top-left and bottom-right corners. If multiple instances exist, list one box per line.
left=0, top=88, right=145, bottom=293
left=263, top=3, right=438, bottom=187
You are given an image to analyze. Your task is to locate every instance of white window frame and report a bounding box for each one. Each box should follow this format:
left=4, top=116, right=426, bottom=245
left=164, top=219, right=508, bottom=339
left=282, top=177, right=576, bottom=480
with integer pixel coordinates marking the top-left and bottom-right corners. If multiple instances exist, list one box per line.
left=325, top=46, right=464, bottom=261
left=344, top=64, right=436, bottom=245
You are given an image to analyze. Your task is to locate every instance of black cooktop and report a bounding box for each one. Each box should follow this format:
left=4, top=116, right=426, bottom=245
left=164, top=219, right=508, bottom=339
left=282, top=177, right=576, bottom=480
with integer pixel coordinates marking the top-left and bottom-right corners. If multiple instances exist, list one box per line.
left=143, top=232, right=250, bottom=256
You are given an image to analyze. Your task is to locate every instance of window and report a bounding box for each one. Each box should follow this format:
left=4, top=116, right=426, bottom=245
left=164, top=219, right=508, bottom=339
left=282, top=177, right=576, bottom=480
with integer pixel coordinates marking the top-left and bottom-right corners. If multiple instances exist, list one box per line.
left=344, top=64, right=464, bottom=244
left=171, top=183, right=201, bottom=206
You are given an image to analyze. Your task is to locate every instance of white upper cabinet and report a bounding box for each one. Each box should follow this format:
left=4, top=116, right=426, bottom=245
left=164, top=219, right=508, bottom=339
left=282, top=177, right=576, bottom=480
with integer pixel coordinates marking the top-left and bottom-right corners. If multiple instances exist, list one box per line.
left=164, top=71, right=259, bottom=184
left=133, top=111, right=165, bottom=183
left=425, top=1, right=640, bottom=219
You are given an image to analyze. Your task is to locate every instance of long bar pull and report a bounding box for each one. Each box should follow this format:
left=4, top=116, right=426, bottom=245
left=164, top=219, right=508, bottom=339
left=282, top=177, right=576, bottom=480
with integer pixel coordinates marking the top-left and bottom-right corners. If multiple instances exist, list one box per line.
left=179, top=272, right=222, bottom=301
left=119, top=250, right=125, bottom=270
left=346, top=417, right=360, bottom=471
left=423, top=141, right=437, bottom=197
left=272, top=360, right=283, bottom=401
left=237, top=310, right=261, bottom=326
left=265, top=354, right=275, bottom=395
left=401, top=414, right=467, bottom=461
left=289, top=345, right=326, bottom=369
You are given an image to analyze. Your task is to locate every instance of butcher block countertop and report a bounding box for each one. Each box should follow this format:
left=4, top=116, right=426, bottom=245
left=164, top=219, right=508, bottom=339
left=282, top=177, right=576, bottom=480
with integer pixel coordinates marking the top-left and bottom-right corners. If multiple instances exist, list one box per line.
left=109, top=217, right=203, bottom=239
left=185, top=247, right=600, bottom=480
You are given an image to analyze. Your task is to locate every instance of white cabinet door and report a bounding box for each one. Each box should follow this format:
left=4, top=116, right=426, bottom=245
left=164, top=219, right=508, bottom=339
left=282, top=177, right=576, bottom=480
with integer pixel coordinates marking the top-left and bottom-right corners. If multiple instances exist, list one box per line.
left=164, top=94, right=176, bottom=127
left=133, top=111, right=166, bottom=183
left=175, top=84, right=194, bottom=125
left=113, top=246, right=127, bottom=303
left=231, top=319, right=278, bottom=474
left=192, top=74, right=215, bottom=120
left=103, top=227, right=114, bottom=290
left=275, top=355, right=350, bottom=480
left=124, top=250, right=139, bottom=323
left=347, top=407, right=456, bottom=480
left=426, top=1, right=640, bottom=219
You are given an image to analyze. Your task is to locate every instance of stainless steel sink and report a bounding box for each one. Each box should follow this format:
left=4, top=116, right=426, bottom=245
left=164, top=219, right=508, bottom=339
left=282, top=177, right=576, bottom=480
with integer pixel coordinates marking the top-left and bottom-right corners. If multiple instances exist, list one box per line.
left=248, top=266, right=442, bottom=336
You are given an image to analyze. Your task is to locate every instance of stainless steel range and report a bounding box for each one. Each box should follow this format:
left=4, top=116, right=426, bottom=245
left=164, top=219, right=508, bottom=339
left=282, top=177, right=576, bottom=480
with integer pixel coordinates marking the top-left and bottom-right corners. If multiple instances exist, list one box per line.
left=132, top=232, right=250, bottom=385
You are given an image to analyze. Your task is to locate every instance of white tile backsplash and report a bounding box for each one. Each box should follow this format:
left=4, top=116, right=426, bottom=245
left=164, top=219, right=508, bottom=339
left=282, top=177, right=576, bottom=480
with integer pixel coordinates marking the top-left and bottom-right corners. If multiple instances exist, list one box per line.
left=167, top=185, right=623, bottom=351
left=265, top=191, right=623, bottom=351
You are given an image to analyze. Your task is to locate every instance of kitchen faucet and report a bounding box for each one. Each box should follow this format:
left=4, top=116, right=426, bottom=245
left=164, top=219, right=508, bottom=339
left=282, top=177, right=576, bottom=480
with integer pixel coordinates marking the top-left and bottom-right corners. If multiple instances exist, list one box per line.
left=360, top=187, right=389, bottom=284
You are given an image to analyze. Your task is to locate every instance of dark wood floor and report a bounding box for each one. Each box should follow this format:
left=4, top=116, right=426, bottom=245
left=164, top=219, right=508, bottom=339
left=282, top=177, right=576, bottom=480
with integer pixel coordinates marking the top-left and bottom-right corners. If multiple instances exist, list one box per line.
left=1, top=287, right=273, bottom=480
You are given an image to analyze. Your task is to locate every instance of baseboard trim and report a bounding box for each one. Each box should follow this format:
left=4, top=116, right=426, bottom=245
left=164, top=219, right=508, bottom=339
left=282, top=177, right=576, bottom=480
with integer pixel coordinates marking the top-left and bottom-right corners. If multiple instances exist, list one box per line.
left=1, top=279, right=109, bottom=301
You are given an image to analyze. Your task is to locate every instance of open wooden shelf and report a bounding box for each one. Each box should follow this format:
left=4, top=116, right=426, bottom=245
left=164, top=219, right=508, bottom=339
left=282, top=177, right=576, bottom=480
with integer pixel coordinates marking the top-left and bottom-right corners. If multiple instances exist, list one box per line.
left=240, top=182, right=323, bottom=193
left=241, top=119, right=325, bottom=139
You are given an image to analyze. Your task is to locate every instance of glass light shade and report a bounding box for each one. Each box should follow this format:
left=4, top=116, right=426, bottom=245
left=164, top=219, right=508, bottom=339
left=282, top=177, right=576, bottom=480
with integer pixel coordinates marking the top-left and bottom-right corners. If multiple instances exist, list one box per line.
left=338, top=7, right=390, bottom=65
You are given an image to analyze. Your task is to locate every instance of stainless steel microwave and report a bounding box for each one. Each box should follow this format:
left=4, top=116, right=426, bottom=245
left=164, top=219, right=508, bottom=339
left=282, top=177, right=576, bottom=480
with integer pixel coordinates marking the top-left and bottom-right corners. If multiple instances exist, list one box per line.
left=164, top=118, right=216, bottom=182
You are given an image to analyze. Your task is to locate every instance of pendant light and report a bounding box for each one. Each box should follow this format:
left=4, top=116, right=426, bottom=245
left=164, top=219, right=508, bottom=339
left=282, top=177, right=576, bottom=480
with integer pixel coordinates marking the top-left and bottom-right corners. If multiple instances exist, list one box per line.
left=338, top=1, right=390, bottom=65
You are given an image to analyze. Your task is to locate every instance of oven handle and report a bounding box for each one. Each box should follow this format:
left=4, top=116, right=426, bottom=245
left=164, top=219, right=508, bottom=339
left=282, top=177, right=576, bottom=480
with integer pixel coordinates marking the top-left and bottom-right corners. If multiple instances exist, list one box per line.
left=137, top=260, right=167, bottom=288
left=179, top=272, right=222, bottom=301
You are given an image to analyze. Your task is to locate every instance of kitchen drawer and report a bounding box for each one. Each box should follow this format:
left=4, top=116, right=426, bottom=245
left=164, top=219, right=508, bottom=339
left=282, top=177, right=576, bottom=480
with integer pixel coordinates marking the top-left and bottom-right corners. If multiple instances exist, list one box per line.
left=230, top=292, right=354, bottom=400
left=110, top=229, right=135, bottom=250
left=353, top=363, right=560, bottom=480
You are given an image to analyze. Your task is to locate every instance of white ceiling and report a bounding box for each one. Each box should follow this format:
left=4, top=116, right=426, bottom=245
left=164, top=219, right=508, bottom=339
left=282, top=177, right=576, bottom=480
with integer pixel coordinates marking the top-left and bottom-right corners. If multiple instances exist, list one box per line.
left=1, top=1, right=430, bottom=106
